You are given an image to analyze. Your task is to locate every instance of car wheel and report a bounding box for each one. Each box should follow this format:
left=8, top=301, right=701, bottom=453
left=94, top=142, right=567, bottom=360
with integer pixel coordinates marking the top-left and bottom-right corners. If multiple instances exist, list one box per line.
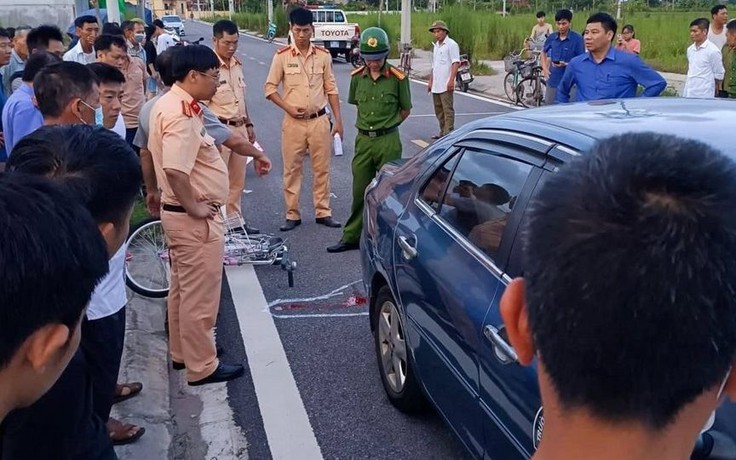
left=373, top=285, right=426, bottom=413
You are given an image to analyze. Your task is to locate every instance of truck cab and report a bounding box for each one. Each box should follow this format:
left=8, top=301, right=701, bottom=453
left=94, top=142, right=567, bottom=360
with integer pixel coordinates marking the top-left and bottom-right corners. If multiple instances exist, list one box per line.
left=308, top=6, right=360, bottom=61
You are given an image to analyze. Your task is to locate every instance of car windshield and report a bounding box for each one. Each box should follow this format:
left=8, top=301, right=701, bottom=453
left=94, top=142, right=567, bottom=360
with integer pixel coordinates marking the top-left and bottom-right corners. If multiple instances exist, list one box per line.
left=162, top=16, right=180, bottom=23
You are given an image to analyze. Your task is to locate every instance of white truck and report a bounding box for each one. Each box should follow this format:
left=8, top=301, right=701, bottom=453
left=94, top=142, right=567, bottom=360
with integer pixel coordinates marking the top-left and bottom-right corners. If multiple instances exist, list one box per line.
left=309, top=7, right=360, bottom=61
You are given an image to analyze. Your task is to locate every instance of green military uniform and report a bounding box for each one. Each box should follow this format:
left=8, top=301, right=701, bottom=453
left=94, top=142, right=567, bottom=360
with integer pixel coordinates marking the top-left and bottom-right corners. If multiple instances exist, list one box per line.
left=722, top=44, right=736, bottom=98
left=341, top=61, right=412, bottom=244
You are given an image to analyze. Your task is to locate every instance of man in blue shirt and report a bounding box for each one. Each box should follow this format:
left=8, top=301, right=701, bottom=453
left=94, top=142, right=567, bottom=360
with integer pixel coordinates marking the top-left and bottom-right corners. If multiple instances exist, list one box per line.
left=0, top=28, right=13, bottom=170
left=557, top=13, right=666, bottom=103
left=2, top=51, right=60, bottom=154
left=542, top=9, right=585, bottom=104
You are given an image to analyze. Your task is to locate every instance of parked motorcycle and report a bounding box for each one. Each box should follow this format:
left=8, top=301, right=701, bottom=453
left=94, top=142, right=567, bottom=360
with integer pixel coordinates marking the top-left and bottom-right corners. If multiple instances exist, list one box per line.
left=456, top=54, right=474, bottom=92
left=349, top=34, right=362, bottom=68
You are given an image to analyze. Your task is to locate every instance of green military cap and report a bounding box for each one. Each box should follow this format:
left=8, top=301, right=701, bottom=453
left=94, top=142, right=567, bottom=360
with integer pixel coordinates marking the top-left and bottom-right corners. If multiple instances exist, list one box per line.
left=360, top=27, right=390, bottom=61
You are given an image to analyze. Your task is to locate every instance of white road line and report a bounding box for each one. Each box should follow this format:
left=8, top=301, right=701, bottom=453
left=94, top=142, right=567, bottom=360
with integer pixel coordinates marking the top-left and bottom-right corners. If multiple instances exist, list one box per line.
left=257, top=61, right=266, bottom=65
left=273, top=312, right=369, bottom=319
left=407, top=76, right=522, bottom=110
left=412, top=139, right=430, bottom=148
left=408, top=112, right=505, bottom=117
left=226, top=265, right=323, bottom=460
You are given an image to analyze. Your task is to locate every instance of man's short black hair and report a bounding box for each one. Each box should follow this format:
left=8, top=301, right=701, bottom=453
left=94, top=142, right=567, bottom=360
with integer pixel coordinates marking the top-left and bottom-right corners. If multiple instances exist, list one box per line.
left=121, top=20, right=135, bottom=33
left=0, top=173, right=108, bottom=370
left=587, top=12, right=617, bottom=35
left=171, top=45, right=219, bottom=82
left=523, top=132, right=736, bottom=430
left=0, top=28, right=11, bottom=40
left=555, top=9, right=573, bottom=22
left=7, top=125, right=141, bottom=226
left=87, top=62, right=125, bottom=86
left=74, top=15, right=98, bottom=29
left=153, top=19, right=165, bottom=29
left=94, top=34, right=126, bottom=52
left=691, top=17, right=711, bottom=31
left=290, top=7, right=314, bottom=26
left=712, top=4, right=728, bottom=16
left=21, top=51, right=61, bottom=83
left=5, top=27, right=14, bottom=40
left=727, top=18, right=736, bottom=32
left=213, top=19, right=239, bottom=37
left=157, top=46, right=180, bottom=87
left=27, top=25, right=64, bottom=54
left=536, top=11, right=546, bottom=18
left=33, top=62, right=99, bottom=119
left=101, top=23, right=124, bottom=37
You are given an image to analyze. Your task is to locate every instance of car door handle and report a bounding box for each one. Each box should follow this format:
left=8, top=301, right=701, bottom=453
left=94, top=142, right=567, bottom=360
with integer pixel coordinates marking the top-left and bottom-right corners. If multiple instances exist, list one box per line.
left=397, top=235, right=417, bottom=260
left=483, top=325, right=518, bottom=364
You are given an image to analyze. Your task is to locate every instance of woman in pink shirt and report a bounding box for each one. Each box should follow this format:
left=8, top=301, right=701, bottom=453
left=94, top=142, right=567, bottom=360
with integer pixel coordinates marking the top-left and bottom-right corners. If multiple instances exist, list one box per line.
left=616, top=24, right=641, bottom=54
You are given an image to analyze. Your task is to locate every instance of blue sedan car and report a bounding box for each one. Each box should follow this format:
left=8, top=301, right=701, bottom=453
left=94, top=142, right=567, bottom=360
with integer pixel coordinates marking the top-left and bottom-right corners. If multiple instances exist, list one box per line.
left=361, top=99, right=736, bottom=459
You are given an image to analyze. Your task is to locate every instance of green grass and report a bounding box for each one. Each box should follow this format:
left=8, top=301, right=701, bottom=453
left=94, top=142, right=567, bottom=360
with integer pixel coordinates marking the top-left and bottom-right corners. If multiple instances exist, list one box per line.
left=130, top=196, right=150, bottom=229
left=348, top=9, right=706, bottom=74
left=208, top=8, right=704, bottom=73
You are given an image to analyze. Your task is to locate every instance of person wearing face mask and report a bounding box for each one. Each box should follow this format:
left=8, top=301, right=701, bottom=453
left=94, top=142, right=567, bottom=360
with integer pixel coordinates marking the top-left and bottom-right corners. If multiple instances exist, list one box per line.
left=88, top=62, right=127, bottom=138
left=122, top=20, right=147, bottom=62
left=32, top=61, right=100, bottom=127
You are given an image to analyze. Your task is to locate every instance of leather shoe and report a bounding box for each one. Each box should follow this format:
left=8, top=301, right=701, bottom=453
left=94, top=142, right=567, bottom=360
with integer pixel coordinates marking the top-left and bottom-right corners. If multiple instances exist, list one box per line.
left=188, top=362, right=245, bottom=386
left=327, top=240, right=359, bottom=253
left=234, top=224, right=261, bottom=235
left=173, top=345, right=225, bottom=370
left=280, top=219, right=301, bottom=232
left=316, top=216, right=342, bottom=228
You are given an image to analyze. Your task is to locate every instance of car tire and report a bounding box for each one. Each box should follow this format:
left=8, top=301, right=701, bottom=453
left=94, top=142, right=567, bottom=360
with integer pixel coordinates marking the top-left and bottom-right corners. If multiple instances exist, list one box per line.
left=373, top=285, right=426, bottom=413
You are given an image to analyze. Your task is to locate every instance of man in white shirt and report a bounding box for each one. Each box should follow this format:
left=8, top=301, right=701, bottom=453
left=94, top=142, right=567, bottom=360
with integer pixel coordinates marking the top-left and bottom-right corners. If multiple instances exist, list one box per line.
left=708, top=5, right=728, bottom=50
left=152, top=19, right=176, bottom=54
left=428, top=20, right=460, bottom=140
left=64, top=15, right=99, bottom=64
left=684, top=18, right=725, bottom=98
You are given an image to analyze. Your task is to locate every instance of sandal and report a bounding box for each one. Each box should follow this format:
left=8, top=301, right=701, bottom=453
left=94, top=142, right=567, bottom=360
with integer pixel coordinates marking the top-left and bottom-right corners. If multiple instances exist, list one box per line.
left=113, top=382, right=143, bottom=405
left=107, top=417, right=146, bottom=446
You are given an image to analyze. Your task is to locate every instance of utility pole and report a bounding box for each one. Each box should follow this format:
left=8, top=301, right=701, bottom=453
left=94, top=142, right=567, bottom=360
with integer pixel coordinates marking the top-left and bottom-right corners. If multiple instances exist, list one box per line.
left=616, top=0, right=622, bottom=19
left=108, top=0, right=122, bottom=24
left=229, top=0, right=234, bottom=19
left=267, top=0, right=273, bottom=24
left=400, top=0, right=411, bottom=50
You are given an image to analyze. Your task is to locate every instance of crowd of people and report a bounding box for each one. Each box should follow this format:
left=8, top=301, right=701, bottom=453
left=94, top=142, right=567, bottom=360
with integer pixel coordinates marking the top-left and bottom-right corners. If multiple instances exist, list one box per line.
left=0, top=6, right=413, bottom=458
left=508, top=6, right=736, bottom=104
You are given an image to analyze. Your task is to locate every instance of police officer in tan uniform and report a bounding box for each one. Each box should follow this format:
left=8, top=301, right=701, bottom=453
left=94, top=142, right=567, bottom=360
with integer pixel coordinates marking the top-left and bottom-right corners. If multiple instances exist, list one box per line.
left=207, top=20, right=260, bottom=233
left=265, top=6, right=344, bottom=232
left=148, top=45, right=244, bottom=386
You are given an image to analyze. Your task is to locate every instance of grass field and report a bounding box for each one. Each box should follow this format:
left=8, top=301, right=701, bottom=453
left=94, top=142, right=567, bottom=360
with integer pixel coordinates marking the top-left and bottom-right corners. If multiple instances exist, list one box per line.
left=349, top=9, right=708, bottom=74
left=216, top=8, right=710, bottom=74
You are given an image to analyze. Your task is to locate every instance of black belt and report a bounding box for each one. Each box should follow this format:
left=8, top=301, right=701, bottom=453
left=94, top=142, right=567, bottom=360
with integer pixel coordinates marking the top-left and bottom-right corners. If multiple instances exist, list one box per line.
left=308, top=108, right=327, bottom=119
left=358, top=126, right=398, bottom=138
left=162, top=204, right=187, bottom=213
left=218, top=117, right=247, bottom=127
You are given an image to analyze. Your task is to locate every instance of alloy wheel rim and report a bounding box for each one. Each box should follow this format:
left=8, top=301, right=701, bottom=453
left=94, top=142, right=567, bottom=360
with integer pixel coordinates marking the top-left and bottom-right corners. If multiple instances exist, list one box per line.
left=378, top=300, right=408, bottom=393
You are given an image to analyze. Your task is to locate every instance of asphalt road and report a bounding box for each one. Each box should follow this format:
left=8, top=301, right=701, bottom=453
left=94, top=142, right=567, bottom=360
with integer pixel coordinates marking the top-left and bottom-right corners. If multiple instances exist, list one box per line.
left=177, top=20, right=516, bottom=459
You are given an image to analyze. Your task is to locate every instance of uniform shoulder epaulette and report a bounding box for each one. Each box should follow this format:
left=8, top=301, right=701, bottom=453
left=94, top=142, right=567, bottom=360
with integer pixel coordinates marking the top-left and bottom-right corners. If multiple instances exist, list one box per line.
left=277, top=46, right=291, bottom=54
left=351, top=65, right=366, bottom=76
left=389, top=66, right=406, bottom=80
left=234, top=56, right=242, bottom=65
left=181, top=100, right=193, bottom=118
left=315, top=46, right=330, bottom=53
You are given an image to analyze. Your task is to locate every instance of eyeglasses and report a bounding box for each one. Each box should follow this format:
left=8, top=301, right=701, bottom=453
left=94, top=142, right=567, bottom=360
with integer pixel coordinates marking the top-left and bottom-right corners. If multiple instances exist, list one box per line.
left=196, top=71, right=222, bottom=85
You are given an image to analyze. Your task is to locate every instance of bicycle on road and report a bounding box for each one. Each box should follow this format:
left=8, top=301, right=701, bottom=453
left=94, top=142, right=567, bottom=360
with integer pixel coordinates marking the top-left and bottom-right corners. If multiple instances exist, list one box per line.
left=503, top=48, right=546, bottom=107
left=267, top=21, right=277, bottom=42
left=125, top=211, right=296, bottom=298
left=399, top=42, right=413, bottom=75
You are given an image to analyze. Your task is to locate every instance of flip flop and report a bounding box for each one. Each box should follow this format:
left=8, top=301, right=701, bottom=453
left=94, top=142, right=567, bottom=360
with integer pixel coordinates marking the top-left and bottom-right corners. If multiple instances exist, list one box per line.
left=108, top=418, right=146, bottom=446
left=112, top=382, right=143, bottom=405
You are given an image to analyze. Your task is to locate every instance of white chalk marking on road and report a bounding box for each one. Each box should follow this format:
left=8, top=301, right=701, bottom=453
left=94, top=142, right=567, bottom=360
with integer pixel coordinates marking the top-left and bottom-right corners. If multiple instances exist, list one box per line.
left=266, top=280, right=362, bottom=311
left=412, top=139, right=430, bottom=149
left=226, top=265, right=323, bottom=460
left=408, top=112, right=505, bottom=118
left=257, top=60, right=267, bottom=65
left=273, top=312, right=370, bottom=319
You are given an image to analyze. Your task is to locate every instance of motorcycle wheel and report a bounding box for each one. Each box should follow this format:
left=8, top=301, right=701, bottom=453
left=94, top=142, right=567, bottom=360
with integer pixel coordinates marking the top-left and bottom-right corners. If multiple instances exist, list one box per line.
left=350, top=53, right=362, bottom=68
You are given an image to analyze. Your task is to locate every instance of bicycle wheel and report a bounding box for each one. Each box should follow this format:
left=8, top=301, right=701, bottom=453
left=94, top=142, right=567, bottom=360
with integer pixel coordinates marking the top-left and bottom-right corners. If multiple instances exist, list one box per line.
left=125, top=217, right=170, bottom=298
left=516, top=76, right=547, bottom=108
left=503, top=71, right=517, bottom=102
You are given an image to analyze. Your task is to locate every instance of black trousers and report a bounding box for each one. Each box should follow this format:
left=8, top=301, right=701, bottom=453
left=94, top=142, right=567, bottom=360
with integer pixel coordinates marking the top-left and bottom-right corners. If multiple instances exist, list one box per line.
left=82, top=307, right=127, bottom=423
left=0, top=348, right=116, bottom=460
